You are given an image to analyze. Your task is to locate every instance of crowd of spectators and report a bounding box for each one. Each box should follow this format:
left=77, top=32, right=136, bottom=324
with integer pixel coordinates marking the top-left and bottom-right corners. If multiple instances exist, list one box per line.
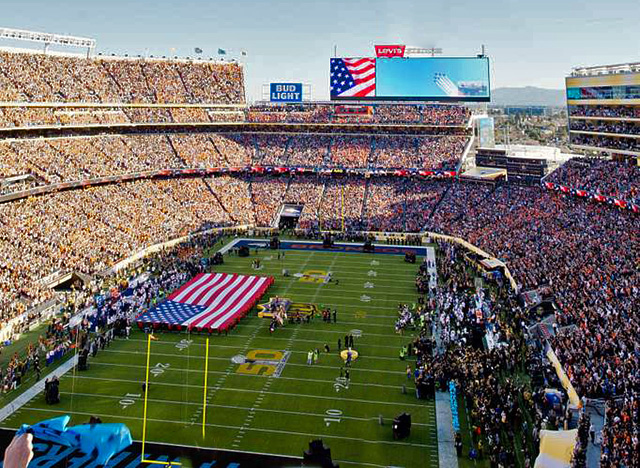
left=571, top=134, right=640, bottom=152
left=424, top=184, right=639, bottom=467
left=547, top=157, right=639, bottom=202
left=0, top=51, right=244, bottom=104
left=0, top=177, right=240, bottom=319
left=569, top=105, right=640, bottom=119
left=318, top=179, right=366, bottom=231
left=0, top=106, right=253, bottom=128
left=250, top=176, right=288, bottom=226
left=0, top=133, right=469, bottom=196
left=245, top=104, right=470, bottom=125
left=570, top=119, right=640, bottom=135
left=364, top=177, right=407, bottom=232
left=601, top=396, right=639, bottom=467
left=330, top=136, right=372, bottom=167
left=287, top=135, right=330, bottom=167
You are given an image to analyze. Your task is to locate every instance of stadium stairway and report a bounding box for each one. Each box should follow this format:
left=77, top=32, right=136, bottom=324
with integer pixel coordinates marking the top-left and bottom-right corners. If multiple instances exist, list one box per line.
left=207, top=135, right=231, bottom=166
left=360, top=178, right=370, bottom=227
left=585, top=399, right=606, bottom=468
left=282, top=135, right=293, bottom=165
left=324, top=136, right=334, bottom=166
left=422, top=183, right=452, bottom=231
left=367, top=136, right=377, bottom=167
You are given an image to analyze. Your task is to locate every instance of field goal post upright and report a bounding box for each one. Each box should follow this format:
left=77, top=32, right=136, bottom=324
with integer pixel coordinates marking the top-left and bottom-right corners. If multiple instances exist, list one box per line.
left=140, top=334, right=183, bottom=465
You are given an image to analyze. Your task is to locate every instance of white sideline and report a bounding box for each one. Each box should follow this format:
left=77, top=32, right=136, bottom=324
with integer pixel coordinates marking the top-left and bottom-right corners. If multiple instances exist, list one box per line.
left=0, top=355, right=78, bottom=423
left=426, top=245, right=437, bottom=289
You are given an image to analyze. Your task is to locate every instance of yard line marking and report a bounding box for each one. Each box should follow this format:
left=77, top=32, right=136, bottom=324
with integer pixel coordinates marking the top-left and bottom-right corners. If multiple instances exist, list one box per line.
left=59, top=388, right=434, bottom=410
left=208, top=333, right=403, bottom=349
left=202, top=337, right=209, bottom=440
left=99, top=349, right=408, bottom=375
left=186, top=321, right=263, bottom=426
left=10, top=406, right=437, bottom=449
left=128, top=333, right=404, bottom=351
left=60, top=376, right=438, bottom=423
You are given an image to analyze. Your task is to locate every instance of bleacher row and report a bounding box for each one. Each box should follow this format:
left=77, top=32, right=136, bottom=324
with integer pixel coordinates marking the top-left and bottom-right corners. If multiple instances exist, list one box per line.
left=0, top=51, right=244, bottom=104
left=0, top=103, right=472, bottom=128
left=0, top=133, right=468, bottom=195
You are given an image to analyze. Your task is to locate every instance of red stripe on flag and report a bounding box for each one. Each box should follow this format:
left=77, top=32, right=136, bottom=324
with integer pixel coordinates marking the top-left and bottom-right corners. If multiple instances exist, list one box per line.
left=181, top=274, right=225, bottom=304
left=167, top=273, right=204, bottom=301
left=353, top=83, right=376, bottom=97
left=214, top=277, right=274, bottom=331
left=343, top=58, right=374, bottom=67
left=190, top=275, right=254, bottom=328
left=354, top=72, right=375, bottom=85
left=197, top=276, right=263, bottom=329
left=348, top=64, right=375, bottom=76
left=188, top=273, right=231, bottom=305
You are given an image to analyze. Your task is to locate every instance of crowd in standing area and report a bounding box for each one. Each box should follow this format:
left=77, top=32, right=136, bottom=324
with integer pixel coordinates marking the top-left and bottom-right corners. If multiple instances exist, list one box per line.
left=406, top=242, right=577, bottom=467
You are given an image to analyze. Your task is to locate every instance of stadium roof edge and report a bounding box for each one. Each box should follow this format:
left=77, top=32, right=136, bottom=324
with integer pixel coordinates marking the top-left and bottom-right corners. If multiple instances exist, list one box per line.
left=0, top=45, right=241, bottom=65
left=570, top=62, right=640, bottom=77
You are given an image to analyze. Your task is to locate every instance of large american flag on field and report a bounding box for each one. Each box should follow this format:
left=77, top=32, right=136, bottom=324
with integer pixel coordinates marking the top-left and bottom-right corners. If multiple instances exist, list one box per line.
left=330, top=58, right=376, bottom=98
left=136, top=273, right=273, bottom=331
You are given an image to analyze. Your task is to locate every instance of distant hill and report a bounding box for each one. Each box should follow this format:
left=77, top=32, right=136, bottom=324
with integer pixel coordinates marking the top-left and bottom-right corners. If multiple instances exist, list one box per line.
left=491, top=87, right=565, bottom=107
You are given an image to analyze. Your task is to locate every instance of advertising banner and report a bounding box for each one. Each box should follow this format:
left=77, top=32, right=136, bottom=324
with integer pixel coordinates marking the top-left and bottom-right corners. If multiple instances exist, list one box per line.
left=269, top=83, right=303, bottom=102
left=374, top=44, right=405, bottom=58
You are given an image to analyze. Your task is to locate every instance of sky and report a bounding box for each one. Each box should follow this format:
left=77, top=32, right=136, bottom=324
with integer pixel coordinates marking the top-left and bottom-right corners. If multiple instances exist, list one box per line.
left=1, top=0, right=638, bottom=102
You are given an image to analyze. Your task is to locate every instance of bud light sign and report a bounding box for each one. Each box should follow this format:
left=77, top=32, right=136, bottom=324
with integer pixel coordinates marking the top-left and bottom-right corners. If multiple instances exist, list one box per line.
left=270, top=83, right=303, bottom=102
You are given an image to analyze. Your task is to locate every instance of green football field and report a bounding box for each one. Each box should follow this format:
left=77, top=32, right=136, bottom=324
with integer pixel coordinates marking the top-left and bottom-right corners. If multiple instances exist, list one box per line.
left=2, top=246, right=438, bottom=468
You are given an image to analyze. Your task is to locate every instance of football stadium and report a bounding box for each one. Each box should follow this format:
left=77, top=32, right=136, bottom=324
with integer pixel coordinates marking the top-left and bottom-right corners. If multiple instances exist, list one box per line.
left=0, top=3, right=638, bottom=468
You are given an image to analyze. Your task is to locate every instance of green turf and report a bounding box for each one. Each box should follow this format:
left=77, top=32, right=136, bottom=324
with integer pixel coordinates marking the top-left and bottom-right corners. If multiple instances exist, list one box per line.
left=0, top=322, right=76, bottom=407
left=1, top=246, right=438, bottom=468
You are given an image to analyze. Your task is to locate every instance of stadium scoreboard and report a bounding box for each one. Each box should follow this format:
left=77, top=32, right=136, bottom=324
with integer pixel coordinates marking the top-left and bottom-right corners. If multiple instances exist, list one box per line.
left=330, top=45, right=490, bottom=102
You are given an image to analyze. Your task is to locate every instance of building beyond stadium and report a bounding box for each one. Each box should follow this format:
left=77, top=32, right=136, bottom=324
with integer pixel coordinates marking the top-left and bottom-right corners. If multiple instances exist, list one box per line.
left=566, top=62, right=640, bottom=158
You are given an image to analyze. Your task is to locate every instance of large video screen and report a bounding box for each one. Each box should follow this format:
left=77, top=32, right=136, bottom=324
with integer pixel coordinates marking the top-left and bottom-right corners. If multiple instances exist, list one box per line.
left=330, top=56, right=490, bottom=102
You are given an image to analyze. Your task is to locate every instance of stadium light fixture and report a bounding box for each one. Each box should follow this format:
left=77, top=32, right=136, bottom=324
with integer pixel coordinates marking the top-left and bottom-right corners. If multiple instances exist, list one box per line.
left=0, top=27, right=96, bottom=57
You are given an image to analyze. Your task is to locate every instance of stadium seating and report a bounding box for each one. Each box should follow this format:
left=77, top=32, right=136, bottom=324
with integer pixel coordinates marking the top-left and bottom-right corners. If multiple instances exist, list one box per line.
left=0, top=51, right=244, bottom=104
left=0, top=46, right=638, bottom=468
left=546, top=157, right=639, bottom=202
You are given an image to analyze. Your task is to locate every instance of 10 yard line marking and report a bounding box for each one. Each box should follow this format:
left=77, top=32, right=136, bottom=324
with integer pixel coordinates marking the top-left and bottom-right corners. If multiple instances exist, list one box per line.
left=12, top=406, right=437, bottom=449
left=202, top=338, right=209, bottom=440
